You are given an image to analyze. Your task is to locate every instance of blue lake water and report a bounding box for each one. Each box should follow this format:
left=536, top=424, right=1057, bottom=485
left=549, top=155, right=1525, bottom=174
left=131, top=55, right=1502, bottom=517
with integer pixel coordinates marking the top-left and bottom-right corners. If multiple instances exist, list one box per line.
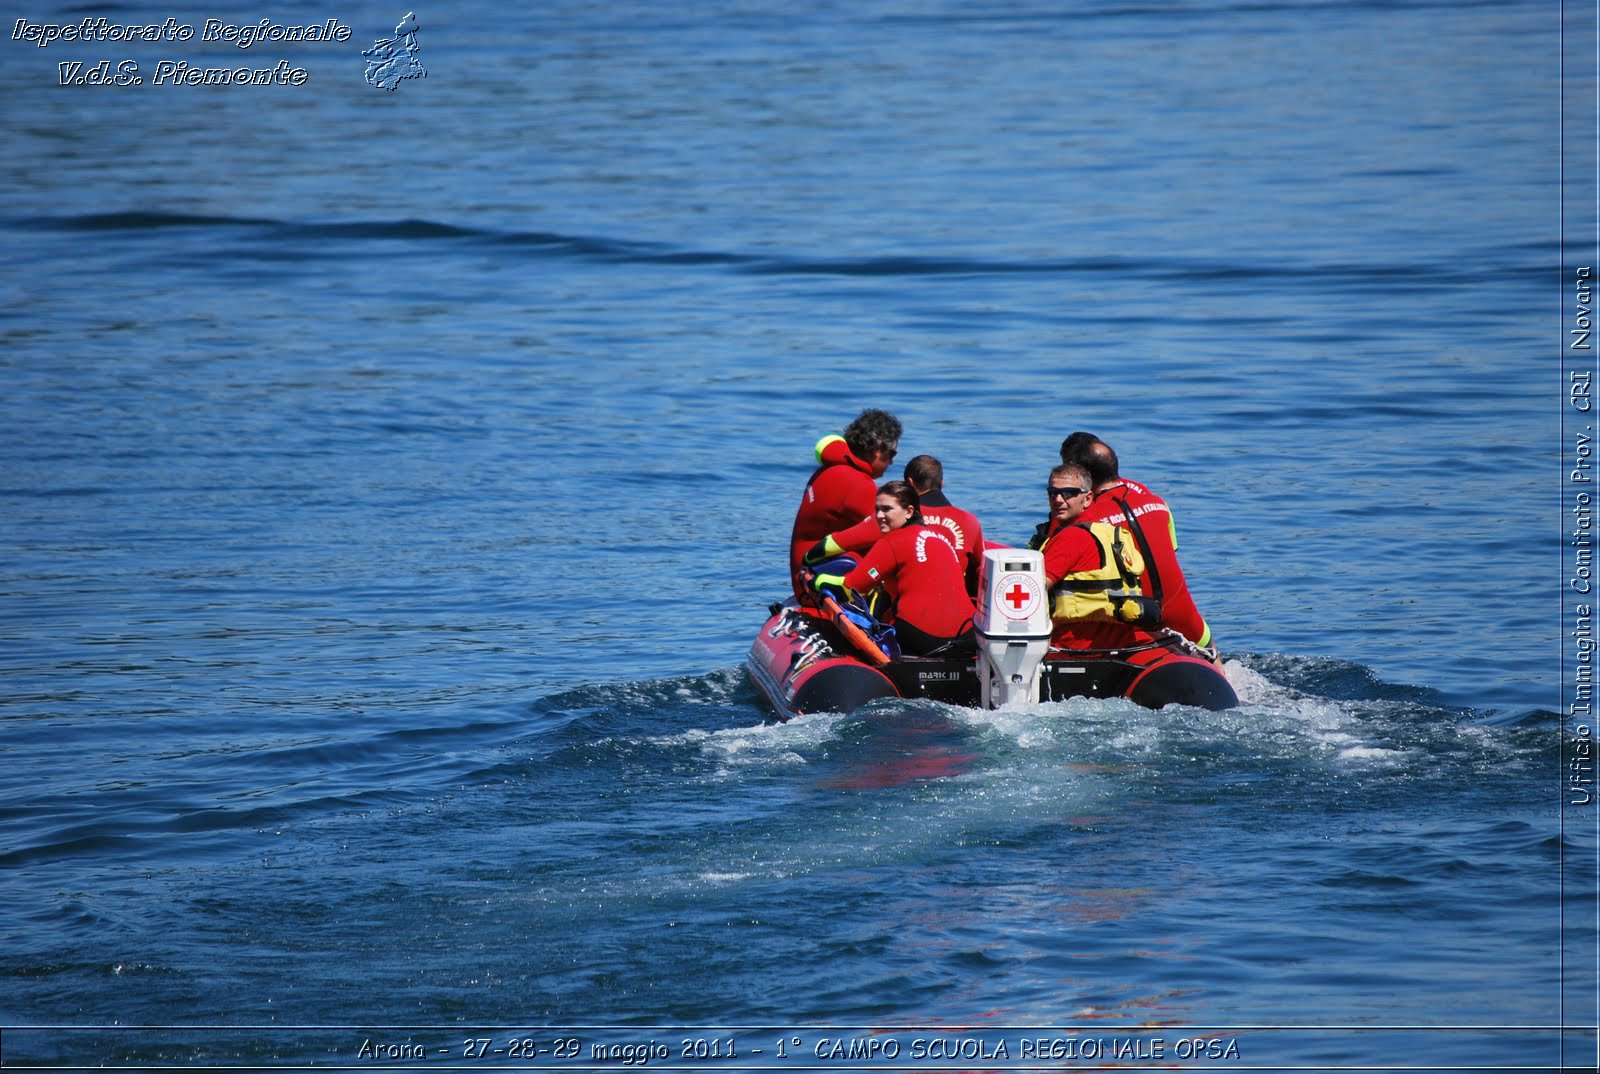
left=1, top=0, right=1594, bottom=1070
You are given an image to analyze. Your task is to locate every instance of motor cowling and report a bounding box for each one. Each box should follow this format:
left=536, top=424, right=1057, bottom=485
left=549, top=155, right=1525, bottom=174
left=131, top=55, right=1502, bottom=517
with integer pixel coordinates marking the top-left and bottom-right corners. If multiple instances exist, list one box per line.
left=974, top=548, right=1052, bottom=708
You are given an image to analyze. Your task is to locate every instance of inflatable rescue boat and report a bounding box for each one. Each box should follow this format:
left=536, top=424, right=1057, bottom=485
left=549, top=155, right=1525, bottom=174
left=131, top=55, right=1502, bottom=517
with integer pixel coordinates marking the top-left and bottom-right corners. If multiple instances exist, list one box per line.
left=747, top=548, right=1237, bottom=721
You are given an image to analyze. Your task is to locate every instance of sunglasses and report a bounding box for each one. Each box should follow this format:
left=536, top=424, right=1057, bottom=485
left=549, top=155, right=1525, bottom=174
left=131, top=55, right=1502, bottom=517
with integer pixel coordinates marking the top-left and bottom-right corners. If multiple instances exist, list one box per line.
left=1046, top=485, right=1087, bottom=500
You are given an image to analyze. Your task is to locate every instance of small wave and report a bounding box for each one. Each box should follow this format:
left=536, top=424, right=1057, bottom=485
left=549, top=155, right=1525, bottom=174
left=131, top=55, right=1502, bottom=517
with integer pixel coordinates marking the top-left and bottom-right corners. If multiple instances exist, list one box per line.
left=656, top=711, right=849, bottom=776
left=18, top=210, right=278, bottom=232
left=1235, top=652, right=1451, bottom=706
left=878, top=0, right=1517, bottom=30
left=6, top=211, right=1537, bottom=288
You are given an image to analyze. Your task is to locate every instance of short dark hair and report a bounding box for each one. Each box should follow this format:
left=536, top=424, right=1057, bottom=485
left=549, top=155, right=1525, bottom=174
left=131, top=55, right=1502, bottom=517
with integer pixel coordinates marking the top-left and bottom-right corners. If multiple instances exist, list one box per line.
left=876, top=479, right=922, bottom=522
left=1060, top=432, right=1118, bottom=486
left=902, top=454, right=943, bottom=492
left=843, top=409, right=902, bottom=459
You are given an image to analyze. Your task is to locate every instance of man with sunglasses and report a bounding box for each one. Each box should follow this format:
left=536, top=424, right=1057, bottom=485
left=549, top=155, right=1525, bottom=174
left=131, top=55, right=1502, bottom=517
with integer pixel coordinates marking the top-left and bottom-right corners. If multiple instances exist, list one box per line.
left=1058, top=432, right=1215, bottom=652
left=1044, top=465, right=1094, bottom=532
left=1038, top=462, right=1165, bottom=653
left=788, top=408, right=902, bottom=599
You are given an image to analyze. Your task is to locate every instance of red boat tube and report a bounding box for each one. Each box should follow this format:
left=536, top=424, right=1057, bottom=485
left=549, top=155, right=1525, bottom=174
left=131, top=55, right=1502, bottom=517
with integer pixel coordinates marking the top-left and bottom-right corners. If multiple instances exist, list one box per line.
left=746, top=603, right=901, bottom=721
left=1039, top=645, right=1238, bottom=710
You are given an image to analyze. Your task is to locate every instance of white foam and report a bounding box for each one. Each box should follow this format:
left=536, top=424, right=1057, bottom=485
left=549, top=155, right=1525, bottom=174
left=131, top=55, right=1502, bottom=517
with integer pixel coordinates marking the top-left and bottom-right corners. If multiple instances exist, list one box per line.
left=1335, top=745, right=1406, bottom=765
left=1224, top=659, right=1287, bottom=705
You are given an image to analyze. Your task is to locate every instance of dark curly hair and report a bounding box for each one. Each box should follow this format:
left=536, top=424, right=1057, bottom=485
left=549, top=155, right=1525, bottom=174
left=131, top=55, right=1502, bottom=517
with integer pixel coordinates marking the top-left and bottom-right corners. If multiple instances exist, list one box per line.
left=842, top=408, right=902, bottom=459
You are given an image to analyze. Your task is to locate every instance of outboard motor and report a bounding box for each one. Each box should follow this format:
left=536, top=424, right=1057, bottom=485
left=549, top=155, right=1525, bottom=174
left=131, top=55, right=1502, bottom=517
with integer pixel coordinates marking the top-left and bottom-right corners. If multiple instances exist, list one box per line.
left=974, top=548, right=1052, bottom=708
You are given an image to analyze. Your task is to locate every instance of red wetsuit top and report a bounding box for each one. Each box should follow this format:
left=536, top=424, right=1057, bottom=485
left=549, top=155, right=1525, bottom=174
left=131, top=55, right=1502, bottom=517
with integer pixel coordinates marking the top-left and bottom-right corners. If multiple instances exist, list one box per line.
left=1075, top=478, right=1212, bottom=647
left=842, top=524, right=975, bottom=640
left=1040, top=523, right=1161, bottom=652
left=810, top=436, right=987, bottom=600
left=823, top=513, right=884, bottom=558
left=789, top=441, right=878, bottom=598
left=917, top=491, right=985, bottom=598
left=820, top=494, right=985, bottom=598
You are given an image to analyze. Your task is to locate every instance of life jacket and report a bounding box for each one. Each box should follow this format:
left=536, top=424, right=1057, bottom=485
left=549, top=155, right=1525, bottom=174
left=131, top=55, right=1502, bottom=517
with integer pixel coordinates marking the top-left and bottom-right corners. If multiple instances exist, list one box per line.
left=1045, top=498, right=1164, bottom=629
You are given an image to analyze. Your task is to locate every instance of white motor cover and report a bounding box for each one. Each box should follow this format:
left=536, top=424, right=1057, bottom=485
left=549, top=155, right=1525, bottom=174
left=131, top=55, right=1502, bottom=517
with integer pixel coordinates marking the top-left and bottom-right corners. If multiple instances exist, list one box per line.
left=974, top=548, right=1052, bottom=708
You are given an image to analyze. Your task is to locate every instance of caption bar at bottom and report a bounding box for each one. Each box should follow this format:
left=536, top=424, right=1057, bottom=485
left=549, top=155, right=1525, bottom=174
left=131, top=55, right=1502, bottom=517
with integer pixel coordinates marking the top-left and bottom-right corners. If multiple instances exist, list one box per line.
left=0, top=1024, right=1595, bottom=1070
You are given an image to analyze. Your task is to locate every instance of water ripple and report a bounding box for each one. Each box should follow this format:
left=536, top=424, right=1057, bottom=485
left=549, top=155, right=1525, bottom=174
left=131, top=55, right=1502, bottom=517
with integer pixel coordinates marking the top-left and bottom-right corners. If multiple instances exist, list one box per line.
left=6, top=211, right=1540, bottom=288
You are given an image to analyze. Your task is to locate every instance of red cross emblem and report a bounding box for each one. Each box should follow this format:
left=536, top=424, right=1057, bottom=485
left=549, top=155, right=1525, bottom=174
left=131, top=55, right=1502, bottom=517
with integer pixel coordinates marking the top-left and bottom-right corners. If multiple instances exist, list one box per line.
left=996, top=573, right=1039, bottom=619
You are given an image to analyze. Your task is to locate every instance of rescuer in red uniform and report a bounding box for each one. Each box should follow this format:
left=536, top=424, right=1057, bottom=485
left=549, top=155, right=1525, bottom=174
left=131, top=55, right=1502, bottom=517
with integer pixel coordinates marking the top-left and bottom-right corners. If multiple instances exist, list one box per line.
left=803, top=453, right=986, bottom=600
left=788, top=409, right=901, bottom=598
left=1037, top=462, right=1164, bottom=653
left=902, top=454, right=985, bottom=598
left=811, top=480, right=976, bottom=656
left=1035, top=432, right=1215, bottom=651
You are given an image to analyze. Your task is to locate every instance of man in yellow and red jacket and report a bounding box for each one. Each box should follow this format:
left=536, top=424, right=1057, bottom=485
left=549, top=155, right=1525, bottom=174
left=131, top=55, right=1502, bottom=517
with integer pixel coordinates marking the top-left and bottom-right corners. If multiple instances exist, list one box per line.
left=1033, top=433, right=1214, bottom=651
